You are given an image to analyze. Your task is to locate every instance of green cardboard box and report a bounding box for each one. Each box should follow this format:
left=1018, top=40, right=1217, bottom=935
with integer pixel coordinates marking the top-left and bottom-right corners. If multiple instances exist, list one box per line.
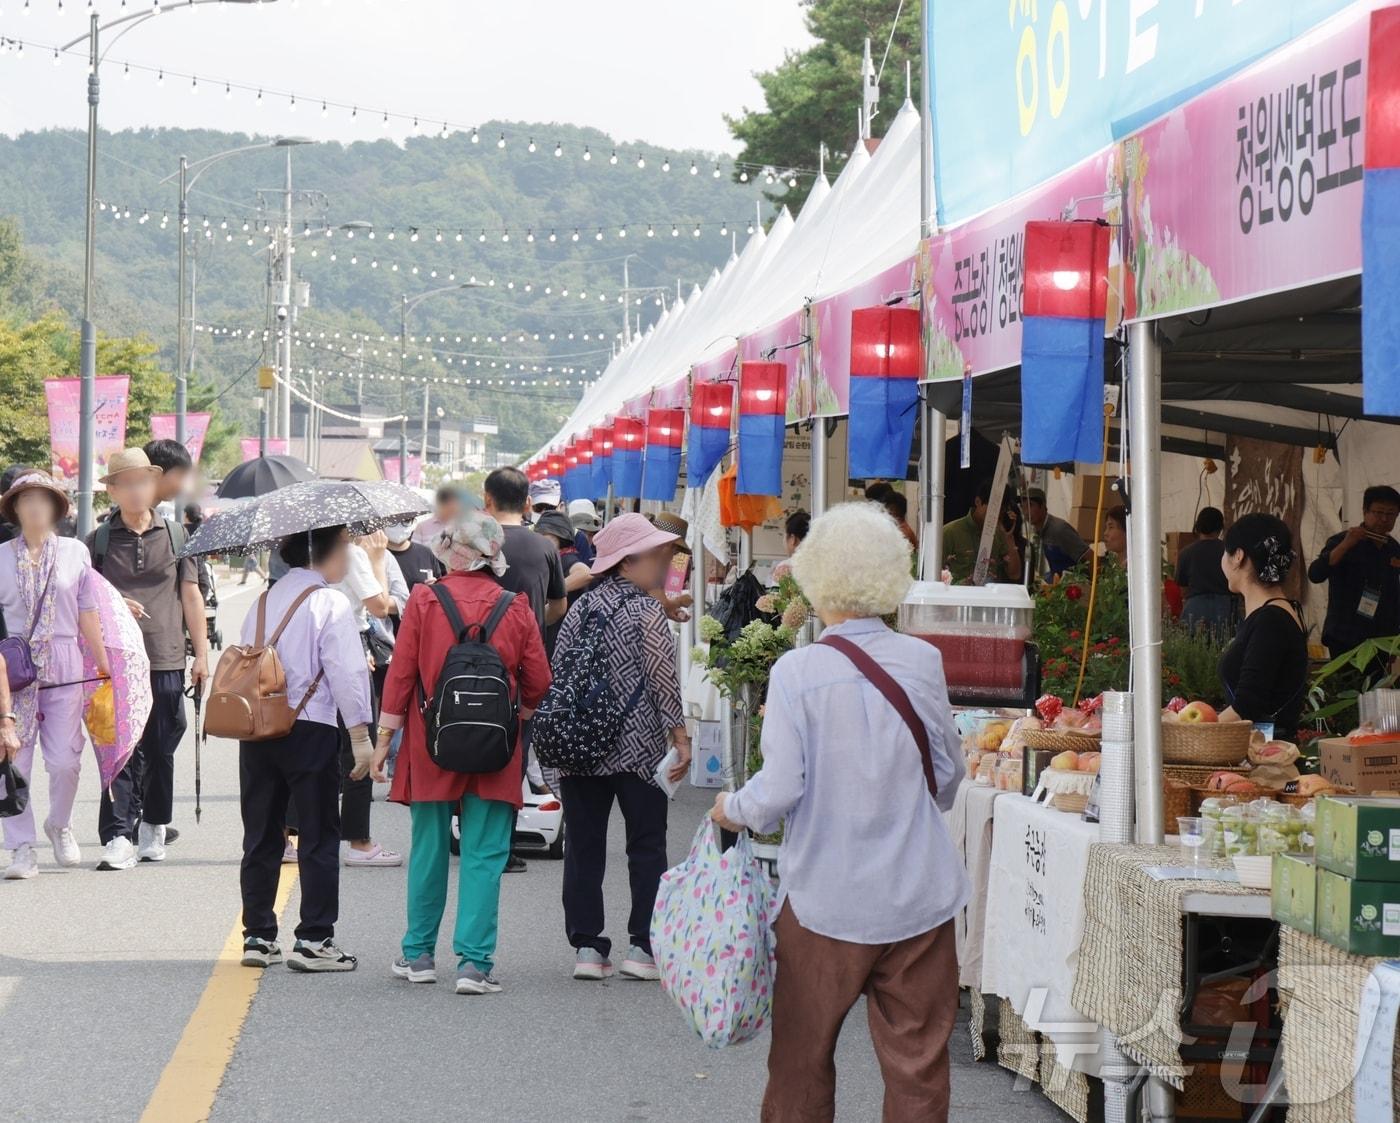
left=1315, top=796, right=1400, bottom=882
left=1271, top=853, right=1317, bottom=935
left=1316, top=868, right=1400, bottom=957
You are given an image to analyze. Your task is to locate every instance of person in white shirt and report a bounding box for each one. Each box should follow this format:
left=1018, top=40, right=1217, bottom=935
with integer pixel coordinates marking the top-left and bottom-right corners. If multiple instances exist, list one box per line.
left=712, top=502, right=967, bottom=1121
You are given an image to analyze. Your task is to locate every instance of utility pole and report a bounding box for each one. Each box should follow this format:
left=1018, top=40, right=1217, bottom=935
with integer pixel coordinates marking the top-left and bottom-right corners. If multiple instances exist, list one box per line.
left=276, top=147, right=294, bottom=441
left=399, top=294, right=409, bottom=485
left=76, top=12, right=98, bottom=536
left=861, top=36, right=879, bottom=140
left=176, top=154, right=188, bottom=446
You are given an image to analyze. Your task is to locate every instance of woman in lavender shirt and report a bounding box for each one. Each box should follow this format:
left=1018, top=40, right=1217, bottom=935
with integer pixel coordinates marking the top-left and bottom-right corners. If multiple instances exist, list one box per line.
left=0, top=471, right=109, bottom=880
left=712, top=502, right=968, bottom=1122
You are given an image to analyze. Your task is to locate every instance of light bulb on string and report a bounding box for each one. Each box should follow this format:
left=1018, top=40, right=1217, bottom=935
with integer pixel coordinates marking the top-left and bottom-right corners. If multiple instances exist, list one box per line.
left=527, top=138, right=536, bottom=153
left=501, top=230, right=509, bottom=242
left=582, top=146, right=591, bottom=161
left=553, top=141, right=562, bottom=157
left=646, top=224, right=654, bottom=238
left=765, top=171, right=775, bottom=184
left=496, top=133, right=506, bottom=148
left=636, top=154, right=646, bottom=169
left=670, top=224, right=679, bottom=238
left=747, top=221, right=755, bottom=234
left=595, top=228, right=603, bottom=241
left=788, top=175, right=798, bottom=188
left=191, top=76, right=199, bottom=95
left=381, top=111, right=389, bottom=128
left=386, top=228, right=395, bottom=240
left=692, top=225, right=701, bottom=238
left=525, top=228, right=534, bottom=243
left=454, top=229, right=463, bottom=242
left=719, top=223, right=728, bottom=235
left=609, top=149, right=618, bottom=165
left=256, top=88, right=263, bottom=107
left=618, top=226, right=627, bottom=238
left=471, top=128, right=479, bottom=143
left=571, top=228, right=580, bottom=242
left=321, top=101, right=328, bottom=117
left=409, top=229, right=419, bottom=242
left=478, top=229, right=486, bottom=242
left=739, top=170, right=749, bottom=182
left=548, top=230, right=557, bottom=243
left=661, top=157, right=670, bottom=172
left=434, top=229, right=442, bottom=242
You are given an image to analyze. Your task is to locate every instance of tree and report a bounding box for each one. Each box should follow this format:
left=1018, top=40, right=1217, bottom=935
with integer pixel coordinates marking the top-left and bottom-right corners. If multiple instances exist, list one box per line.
left=725, top=0, right=921, bottom=210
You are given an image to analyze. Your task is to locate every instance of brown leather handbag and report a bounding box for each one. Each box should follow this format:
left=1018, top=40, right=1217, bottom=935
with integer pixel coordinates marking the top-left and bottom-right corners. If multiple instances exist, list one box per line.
left=204, top=588, right=324, bottom=742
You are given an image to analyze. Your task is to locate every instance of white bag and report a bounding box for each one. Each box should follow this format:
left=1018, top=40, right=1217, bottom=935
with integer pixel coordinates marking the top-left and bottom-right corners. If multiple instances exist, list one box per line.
left=651, top=819, right=777, bottom=1048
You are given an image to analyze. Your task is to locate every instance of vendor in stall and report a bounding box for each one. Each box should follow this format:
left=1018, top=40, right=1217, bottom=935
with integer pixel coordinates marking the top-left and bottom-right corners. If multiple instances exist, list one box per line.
left=1176, top=507, right=1234, bottom=635
left=1307, top=484, right=1400, bottom=658
left=941, top=479, right=1021, bottom=585
left=1217, top=513, right=1309, bottom=741
left=1022, top=486, right=1088, bottom=579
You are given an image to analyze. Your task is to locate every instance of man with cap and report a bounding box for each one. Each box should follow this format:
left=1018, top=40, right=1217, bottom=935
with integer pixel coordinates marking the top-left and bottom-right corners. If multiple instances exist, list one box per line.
left=528, top=477, right=563, bottom=517
left=1023, top=486, right=1089, bottom=580
left=86, top=448, right=208, bottom=870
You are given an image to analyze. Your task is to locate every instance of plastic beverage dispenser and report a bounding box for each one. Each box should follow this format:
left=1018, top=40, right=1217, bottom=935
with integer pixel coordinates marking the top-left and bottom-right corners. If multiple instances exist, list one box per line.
left=897, top=581, right=1039, bottom=707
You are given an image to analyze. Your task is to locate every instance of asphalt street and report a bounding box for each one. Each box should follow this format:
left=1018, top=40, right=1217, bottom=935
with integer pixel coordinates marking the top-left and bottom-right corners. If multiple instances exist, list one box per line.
left=0, top=579, right=1068, bottom=1122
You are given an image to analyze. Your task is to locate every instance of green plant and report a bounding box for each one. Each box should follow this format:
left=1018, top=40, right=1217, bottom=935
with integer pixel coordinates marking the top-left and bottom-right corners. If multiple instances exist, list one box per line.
left=1302, top=634, right=1400, bottom=736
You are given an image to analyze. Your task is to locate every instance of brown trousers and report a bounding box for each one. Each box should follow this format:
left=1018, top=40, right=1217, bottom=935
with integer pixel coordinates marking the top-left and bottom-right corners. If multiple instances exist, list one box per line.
left=761, top=903, right=958, bottom=1123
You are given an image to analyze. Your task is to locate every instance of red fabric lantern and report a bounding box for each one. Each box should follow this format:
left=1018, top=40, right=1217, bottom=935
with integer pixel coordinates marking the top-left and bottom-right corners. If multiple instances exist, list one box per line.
left=614, top=416, right=644, bottom=450
left=642, top=408, right=685, bottom=501
left=646, top=408, right=685, bottom=448
left=738, top=361, right=787, bottom=417
left=850, top=306, right=922, bottom=378
left=546, top=450, right=565, bottom=477
left=691, top=380, right=735, bottom=429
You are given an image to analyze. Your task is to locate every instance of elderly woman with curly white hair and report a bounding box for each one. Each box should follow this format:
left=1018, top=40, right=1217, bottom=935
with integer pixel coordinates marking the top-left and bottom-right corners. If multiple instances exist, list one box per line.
left=711, top=501, right=967, bottom=1123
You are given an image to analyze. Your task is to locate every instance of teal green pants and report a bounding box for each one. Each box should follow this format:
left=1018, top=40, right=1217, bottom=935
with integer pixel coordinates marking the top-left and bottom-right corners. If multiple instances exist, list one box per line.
left=402, top=795, right=514, bottom=972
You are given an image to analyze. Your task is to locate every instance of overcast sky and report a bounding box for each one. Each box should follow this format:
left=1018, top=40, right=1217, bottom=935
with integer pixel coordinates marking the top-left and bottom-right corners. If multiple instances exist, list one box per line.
left=0, top=0, right=810, bottom=151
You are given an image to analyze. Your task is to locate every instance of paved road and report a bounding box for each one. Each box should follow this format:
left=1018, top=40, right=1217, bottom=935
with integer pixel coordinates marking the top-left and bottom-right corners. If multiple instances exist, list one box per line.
left=0, top=581, right=1068, bottom=1122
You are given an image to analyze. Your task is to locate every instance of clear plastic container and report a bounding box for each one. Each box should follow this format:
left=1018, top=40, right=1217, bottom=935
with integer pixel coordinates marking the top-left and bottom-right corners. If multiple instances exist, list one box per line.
left=898, top=582, right=1034, bottom=696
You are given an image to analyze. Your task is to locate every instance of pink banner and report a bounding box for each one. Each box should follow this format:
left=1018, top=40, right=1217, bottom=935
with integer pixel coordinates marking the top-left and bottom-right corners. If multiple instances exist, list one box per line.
left=739, top=310, right=808, bottom=422
left=44, top=376, right=129, bottom=489
left=692, top=347, right=737, bottom=386
left=809, top=258, right=920, bottom=416
left=652, top=374, right=689, bottom=411
left=922, top=151, right=1118, bottom=380
left=381, top=455, right=422, bottom=486
left=240, top=437, right=288, bottom=462
left=149, top=412, right=211, bottom=467
left=1121, top=6, right=1367, bottom=322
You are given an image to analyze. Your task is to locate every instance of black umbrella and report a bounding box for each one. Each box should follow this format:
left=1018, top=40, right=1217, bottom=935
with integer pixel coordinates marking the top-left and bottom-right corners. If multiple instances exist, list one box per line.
left=181, top=479, right=430, bottom=557
left=216, top=454, right=316, bottom=499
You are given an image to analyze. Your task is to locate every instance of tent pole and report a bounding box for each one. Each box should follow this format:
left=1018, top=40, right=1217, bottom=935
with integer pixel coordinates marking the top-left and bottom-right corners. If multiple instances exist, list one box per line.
left=923, top=398, right=945, bottom=579
left=810, top=420, right=828, bottom=520
left=1127, top=320, right=1165, bottom=844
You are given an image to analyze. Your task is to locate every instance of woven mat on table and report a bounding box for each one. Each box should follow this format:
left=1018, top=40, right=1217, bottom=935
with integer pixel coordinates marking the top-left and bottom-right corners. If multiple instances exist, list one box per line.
left=995, top=999, right=1091, bottom=1123
left=968, top=989, right=987, bottom=1062
left=1069, top=843, right=1263, bottom=1091
left=1278, top=925, right=1399, bottom=1123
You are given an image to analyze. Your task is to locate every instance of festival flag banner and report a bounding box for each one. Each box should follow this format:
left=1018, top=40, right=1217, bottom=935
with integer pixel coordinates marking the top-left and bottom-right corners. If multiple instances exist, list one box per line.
left=1363, top=6, right=1400, bottom=415
left=381, top=455, right=422, bottom=487
left=45, top=376, right=129, bottom=489
left=688, top=380, right=733, bottom=489
left=577, top=436, right=598, bottom=500
left=642, top=408, right=684, bottom=501
left=149, top=412, right=211, bottom=466
left=562, top=443, right=583, bottom=503
left=546, top=449, right=566, bottom=482
left=612, top=416, right=644, bottom=498
left=736, top=361, right=787, bottom=497
left=240, top=437, right=288, bottom=461
left=848, top=306, right=922, bottom=479
left=1019, top=221, right=1111, bottom=466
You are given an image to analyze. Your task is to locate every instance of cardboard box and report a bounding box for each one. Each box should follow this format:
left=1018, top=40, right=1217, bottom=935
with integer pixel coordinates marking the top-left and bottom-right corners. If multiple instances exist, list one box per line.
left=1316, top=867, right=1400, bottom=956
left=1318, top=739, right=1400, bottom=794
left=1166, top=531, right=1197, bottom=567
left=1316, top=795, right=1400, bottom=881
left=1271, top=853, right=1318, bottom=935
left=689, top=720, right=725, bottom=789
left=1069, top=506, right=1102, bottom=543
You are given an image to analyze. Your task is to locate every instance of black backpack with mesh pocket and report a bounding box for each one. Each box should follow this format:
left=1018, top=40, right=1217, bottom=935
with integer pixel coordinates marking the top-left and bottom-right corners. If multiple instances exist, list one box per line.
left=418, top=584, right=519, bottom=774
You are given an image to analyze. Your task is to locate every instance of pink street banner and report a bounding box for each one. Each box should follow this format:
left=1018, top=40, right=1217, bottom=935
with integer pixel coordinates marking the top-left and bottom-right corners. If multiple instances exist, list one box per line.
left=381, top=455, right=422, bottom=487
left=240, top=437, right=288, bottom=461
left=149, top=412, right=211, bottom=467
left=809, top=257, right=920, bottom=416
left=739, top=310, right=808, bottom=423
left=692, top=347, right=737, bottom=386
left=651, top=374, right=689, bottom=411
left=44, top=376, right=129, bottom=489
left=921, top=151, right=1119, bottom=381
left=1120, top=5, right=1367, bottom=323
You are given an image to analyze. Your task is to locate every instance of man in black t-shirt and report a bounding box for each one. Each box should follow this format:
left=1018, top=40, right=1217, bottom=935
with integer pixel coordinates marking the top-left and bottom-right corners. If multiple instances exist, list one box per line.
left=1176, top=507, right=1233, bottom=636
left=384, top=522, right=442, bottom=594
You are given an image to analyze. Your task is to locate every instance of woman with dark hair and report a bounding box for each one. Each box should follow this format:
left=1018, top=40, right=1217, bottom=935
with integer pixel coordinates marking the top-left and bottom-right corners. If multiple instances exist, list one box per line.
left=236, top=524, right=374, bottom=972
left=1217, top=513, right=1309, bottom=741
left=1102, top=505, right=1129, bottom=567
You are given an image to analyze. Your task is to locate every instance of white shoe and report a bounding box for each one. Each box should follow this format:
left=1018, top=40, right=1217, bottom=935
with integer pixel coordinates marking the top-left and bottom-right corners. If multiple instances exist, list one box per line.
left=3, top=843, right=38, bottom=880
left=137, top=822, right=167, bottom=863
left=97, top=836, right=138, bottom=871
left=43, top=821, right=81, bottom=867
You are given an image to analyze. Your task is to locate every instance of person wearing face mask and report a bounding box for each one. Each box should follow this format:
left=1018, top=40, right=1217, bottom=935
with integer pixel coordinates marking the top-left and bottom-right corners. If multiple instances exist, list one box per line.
left=384, top=520, right=443, bottom=596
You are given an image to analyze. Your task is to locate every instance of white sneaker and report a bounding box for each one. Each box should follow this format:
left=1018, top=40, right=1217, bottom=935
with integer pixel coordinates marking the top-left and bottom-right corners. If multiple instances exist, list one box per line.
left=3, top=843, right=37, bottom=880
left=137, top=822, right=167, bottom=863
left=43, top=821, right=81, bottom=867
left=97, top=836, right=138, bottom=871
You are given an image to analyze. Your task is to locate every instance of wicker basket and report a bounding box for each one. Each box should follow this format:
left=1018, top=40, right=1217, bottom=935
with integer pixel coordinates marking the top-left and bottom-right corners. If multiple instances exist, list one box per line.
left=1161, top=719, right=1253, bottom=766
left=1051, top=791, right=1090, bottom=814
left=1163, top=778, right=1192, bottom=825
left=1022, top=729, right=1101, bottom=754
left=1276, top=786, right=1352, bottom=808
left=1164, top=762, right=1250, bottom=790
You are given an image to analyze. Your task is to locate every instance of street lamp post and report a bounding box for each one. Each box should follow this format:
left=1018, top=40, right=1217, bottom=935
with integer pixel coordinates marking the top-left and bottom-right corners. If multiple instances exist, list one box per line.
left=167, top=137, right=312, bottom=447
left=398, top=283, right=482, bottom=485
left=62, top=0, right=275, bottom=537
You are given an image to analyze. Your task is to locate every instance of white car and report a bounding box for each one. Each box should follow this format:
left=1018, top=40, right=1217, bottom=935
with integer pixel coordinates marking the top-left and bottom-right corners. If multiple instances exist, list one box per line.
left=450, top=780, right=564, bottom=859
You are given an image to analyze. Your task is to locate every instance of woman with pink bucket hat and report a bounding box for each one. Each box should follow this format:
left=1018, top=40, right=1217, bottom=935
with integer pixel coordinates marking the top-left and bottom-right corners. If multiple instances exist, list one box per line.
left=545, top=513, right=691, bottom=981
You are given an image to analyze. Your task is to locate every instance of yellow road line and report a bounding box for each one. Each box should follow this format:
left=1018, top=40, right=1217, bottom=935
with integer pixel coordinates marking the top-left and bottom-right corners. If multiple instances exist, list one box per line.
left=139, top=867, right=298, bottom=1123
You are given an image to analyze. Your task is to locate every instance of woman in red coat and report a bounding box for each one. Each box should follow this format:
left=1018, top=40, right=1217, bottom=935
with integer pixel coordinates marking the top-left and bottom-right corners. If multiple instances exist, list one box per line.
left=371, top=509, right=551, bottom=995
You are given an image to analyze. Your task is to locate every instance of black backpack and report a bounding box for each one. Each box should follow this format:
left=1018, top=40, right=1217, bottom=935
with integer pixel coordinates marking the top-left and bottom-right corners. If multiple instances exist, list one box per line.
left=417, top=584, right=519, bottom=774
left=532, top=599, right=644, bottom=773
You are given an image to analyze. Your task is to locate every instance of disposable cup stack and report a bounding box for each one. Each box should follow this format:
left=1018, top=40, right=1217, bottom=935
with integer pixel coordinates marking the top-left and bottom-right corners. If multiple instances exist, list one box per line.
left=1097, top=691, right=1135, bottom=844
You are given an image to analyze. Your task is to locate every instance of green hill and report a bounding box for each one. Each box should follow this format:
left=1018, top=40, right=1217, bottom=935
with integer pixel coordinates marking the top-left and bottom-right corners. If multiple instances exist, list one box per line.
left=0, top=122, right=770, bottom=464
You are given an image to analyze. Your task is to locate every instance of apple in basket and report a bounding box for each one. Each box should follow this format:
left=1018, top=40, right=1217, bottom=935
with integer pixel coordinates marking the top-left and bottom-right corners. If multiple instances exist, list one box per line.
left=1076, top=752, right=1101, bottom=774
left=1049, top=750, right=1080, bottom=771
left=1178, top=701, right=1219, bottom=724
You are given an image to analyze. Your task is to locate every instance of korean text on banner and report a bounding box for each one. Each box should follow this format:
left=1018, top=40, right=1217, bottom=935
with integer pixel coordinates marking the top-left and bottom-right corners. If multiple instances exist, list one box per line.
left=149, top=412, right=212, bottom=466
left=925, top=0, right=1357, bottom=225
left=381, top=456, right=422, bottom=487
left=45, top=376, right=129, bottom=489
